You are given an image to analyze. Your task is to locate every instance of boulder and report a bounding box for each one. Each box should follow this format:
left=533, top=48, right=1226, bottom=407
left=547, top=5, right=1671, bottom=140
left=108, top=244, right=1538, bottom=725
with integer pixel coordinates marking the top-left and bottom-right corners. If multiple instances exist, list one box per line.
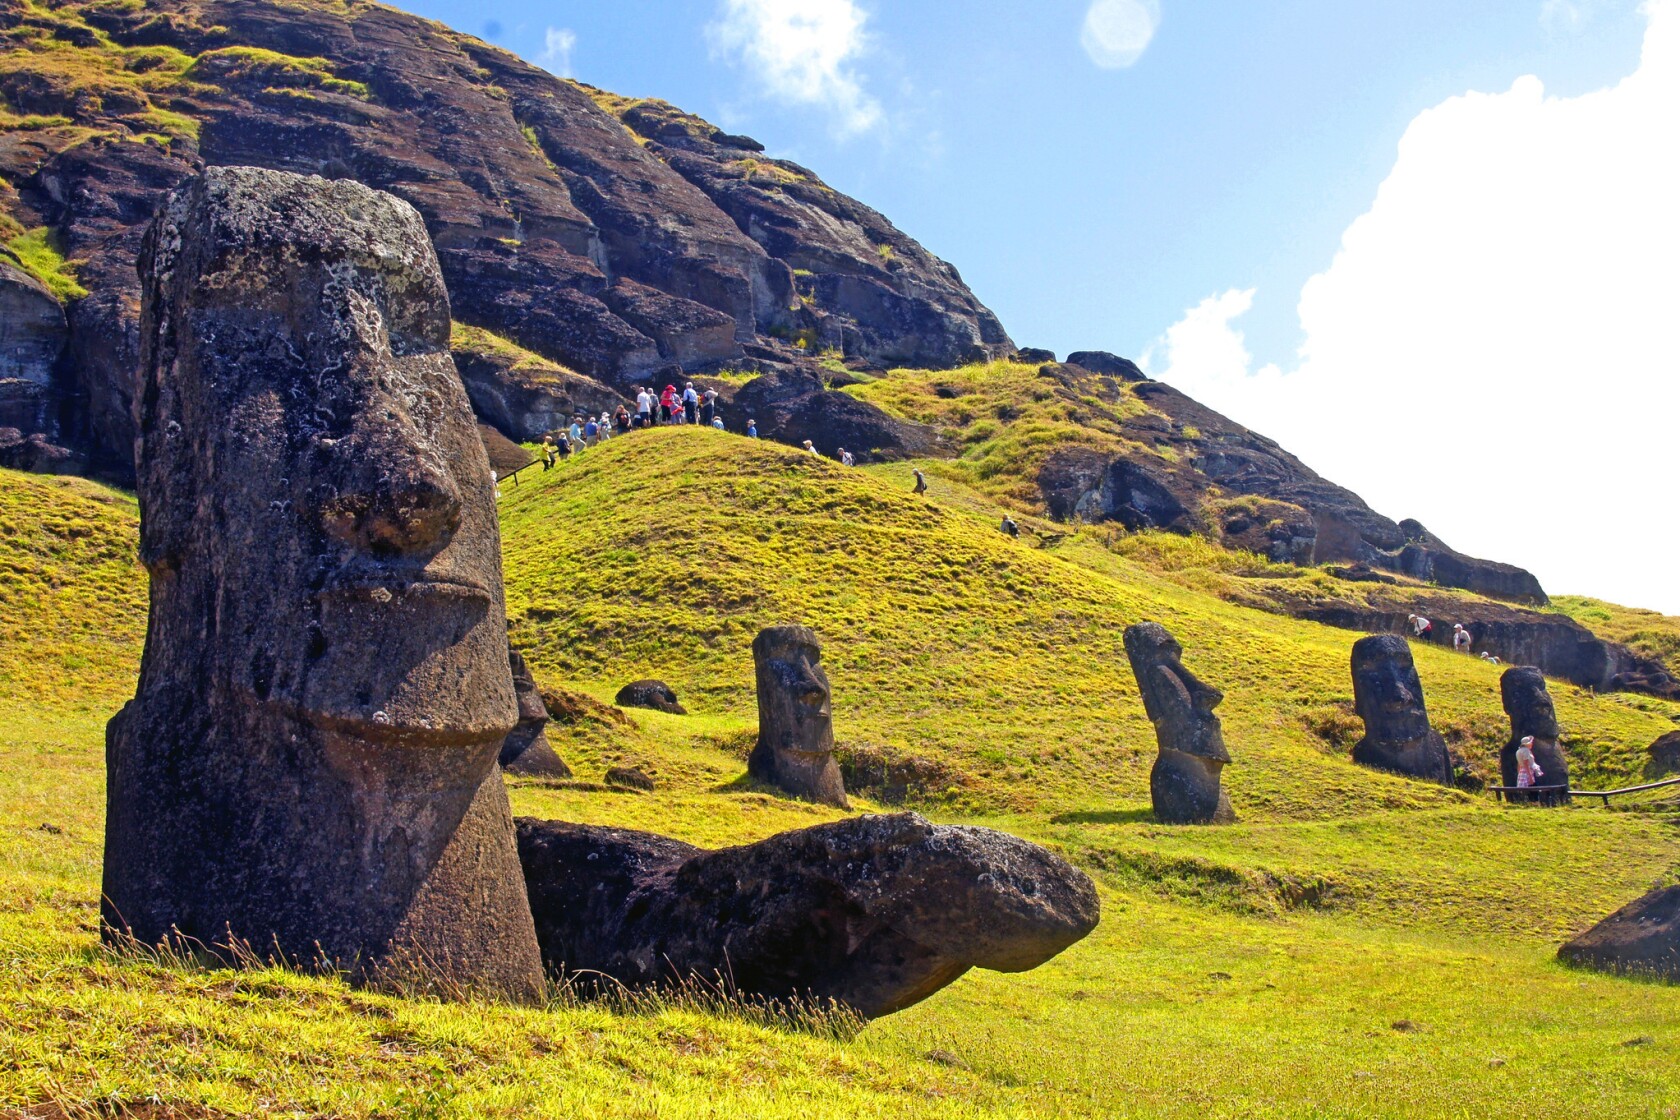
left=1065, top=350, right=1147, bottom=381
left=733, top=368, right=940, bottom=461
left=101, top=167, right=544, bottom=1002
left=1499, top=667, right=1569, bottom=795
left=515, top=812, right=1100, bottom=1018
left=1558, top=885, right=1680, bottom=980
left=0, top=258, right=66, bottom=432
left=604, top=766, right=655, bottom=792
left=1645, top=731, right=1680, bottom=779
left=1124, top=622, right=1234, bottom=823
left=499, top=648, right=571, bottom=778
left=748, top=626, right=848, bottom=808
left=1014, top=347, right=1056, bottom=363
left=615, top=679, right=686, bottom=714
left=1349, top=635, right=1452, bottom=784
left=0, top=426, right=79, bottom=474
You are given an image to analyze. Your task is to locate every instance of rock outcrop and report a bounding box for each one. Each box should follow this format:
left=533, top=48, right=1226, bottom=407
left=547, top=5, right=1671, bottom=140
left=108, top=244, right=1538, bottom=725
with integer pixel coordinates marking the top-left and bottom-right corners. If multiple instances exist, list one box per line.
left=1033, top=369, right=1546, bottom=603
left=102, top=167, right=544, bottom=1001
left=499, top=648, right=571, bottom=778
left=1646, top=731, right=1680, bottom=779
left=0, top=258, right=67, bottom=438
left=1349, top=635, right=1452, bottom=784
left=515, top=812, right=1100, bottom=1018
left=452, top=329, right=627, bottom=443
left=1500, top=667, right=1570, bottom=794
left=615, top=679, right=686, bottom=714
left=748, top=625, right=848, bottom=808
left=1558, top=885, right=1680, bottom=980
left=1123, top=622, right=1234, bottom=823
left=0, top=0, right=1007, bottom=476
left=731, top=368, right=940, bottom=461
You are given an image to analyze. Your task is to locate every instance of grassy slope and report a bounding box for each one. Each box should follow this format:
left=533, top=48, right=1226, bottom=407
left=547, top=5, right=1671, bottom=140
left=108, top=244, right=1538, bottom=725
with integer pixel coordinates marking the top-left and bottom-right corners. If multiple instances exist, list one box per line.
left=6, top=440, right=1680, bottom=1118
left=1554, top=595, right=1680, bottom=680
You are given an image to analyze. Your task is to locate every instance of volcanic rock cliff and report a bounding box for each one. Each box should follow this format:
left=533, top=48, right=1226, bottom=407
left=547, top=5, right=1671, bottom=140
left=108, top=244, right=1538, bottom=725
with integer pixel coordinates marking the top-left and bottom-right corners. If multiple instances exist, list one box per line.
left=0, top=0, right=1010, bottom=477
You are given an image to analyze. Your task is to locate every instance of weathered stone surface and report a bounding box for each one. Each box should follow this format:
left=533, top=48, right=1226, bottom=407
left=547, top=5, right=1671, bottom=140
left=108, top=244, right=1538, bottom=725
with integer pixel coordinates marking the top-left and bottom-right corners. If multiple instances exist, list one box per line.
left=1559, top=885, right=1680, bottom=979
left=515, top=812, right=1100, bottom=1018
left=0, top=426, right=79, bottom=473
left=0, top=258, right=65, bottom=433
left=500, top=648, right=571, bottom=778
left=1349, top=635, right=1452, bottom=784
left=1646, top=731, right=1680, bottom=779
left=1064, top=350, right=1146, bottom=381
left=604, top=766, right=655, bottom=792
left=1500, top=667, right=1570, bottom=793
left=102, top=167, right=544, bottom=1002
left=615, top=679, right=686, bottom=714
left=454, top=333, right=627, bottom=444
left=1124, top=622, right=1234, bottom=823
left=749, top=626, right=848, bottom=808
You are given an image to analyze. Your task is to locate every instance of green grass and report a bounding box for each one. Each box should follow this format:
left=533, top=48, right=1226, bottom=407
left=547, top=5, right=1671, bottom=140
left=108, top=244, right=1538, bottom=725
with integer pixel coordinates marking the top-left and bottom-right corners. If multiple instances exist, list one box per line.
left=5, top=417, right=1680, bottom=1117
left=1554, top=595, right=1680, bottom=679
left=3, top=227, right=88, bottom=301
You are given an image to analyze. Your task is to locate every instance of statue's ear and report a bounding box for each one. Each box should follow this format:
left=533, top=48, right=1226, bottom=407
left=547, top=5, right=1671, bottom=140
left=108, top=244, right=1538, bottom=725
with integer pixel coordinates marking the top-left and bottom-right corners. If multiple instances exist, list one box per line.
left=134, top=206, right=195, bottom=574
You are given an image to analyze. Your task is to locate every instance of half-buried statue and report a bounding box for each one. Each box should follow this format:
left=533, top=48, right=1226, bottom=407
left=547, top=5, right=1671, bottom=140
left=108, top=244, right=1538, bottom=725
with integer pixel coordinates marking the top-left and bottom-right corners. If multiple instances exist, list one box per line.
left=1500, top=666, right=1570, bottom=798
left=1349, top=634, right=1452, bottom=785
left=1123, top=621, right=1235, bottom=823
left=748, top=625, right=849, bottom=807
left=102, top=167, right=545, bottom=1001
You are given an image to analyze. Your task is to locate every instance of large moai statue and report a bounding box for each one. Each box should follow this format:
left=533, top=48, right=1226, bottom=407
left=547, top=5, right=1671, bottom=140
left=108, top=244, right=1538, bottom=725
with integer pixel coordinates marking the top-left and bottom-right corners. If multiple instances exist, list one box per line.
left=1500, top=666, right=1570, bottom=795
left=1349, top=635, right=1453, bottom=785
left=748, top=626, right=848, bottom=808
left=499, top=647, right=573, bottom=778
left=102, top=167, right=544, bottom=1001
left=1123, top=622, right=1235, bottom=824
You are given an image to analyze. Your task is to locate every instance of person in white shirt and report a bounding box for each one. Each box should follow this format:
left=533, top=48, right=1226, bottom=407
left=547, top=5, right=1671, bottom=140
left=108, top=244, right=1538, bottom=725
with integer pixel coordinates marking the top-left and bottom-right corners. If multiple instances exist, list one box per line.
left=635, top=388, right=653, bottom=428
left=1452, top=623, right=1471, bottom=652
left=1407, top=614, right=1433, bottom=641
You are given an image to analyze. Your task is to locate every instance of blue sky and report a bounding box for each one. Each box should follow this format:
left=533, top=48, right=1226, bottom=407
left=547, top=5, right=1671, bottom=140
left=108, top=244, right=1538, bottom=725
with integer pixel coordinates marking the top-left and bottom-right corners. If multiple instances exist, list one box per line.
left=396, top=0, right=1677, bottom=612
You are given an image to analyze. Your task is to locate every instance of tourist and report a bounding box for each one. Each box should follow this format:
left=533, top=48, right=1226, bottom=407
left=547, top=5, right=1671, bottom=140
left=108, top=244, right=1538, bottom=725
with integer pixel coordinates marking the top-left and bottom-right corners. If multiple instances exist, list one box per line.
left=1452, top=623, right=1472, bottom=652
left=1000, top=515, right=1019, bottom=537
left=1407, top=614, right=1434, bottom=641
left=583, top=416, right=599, bottom=446
left=615, top=404, right=632, bottom=434
left=683, top=382, right=700, bottom=425
left=636, top=386, right=653, bottom=428
left=569, top=417, right=584, bottom=448
left=541, top=440, right=556, bottom=471
left=599, top=411, right=613, bottom=439
left=838, top=447, right=855, bottom=467
left=1480, top=651, right=1501, bottom=665
left=555, top=432, right=572, bottom=459
left=700, top=388, right=717, bottom=427
left=746, top=419, right=758, bottom=438
left=802, top=439, right=820, bottom=457
left=1515, top=735, right=1544, bottom=789
left=912, top=468, right=927, bottom=494
left=660, top=385, right=678, bottom=424
left=711, top=416, right=725, bottom=430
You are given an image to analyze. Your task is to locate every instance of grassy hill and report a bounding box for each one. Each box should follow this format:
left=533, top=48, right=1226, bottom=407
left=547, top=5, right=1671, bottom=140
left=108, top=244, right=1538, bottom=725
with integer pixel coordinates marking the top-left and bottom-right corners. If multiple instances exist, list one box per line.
left=5, top=432, right=1680, bottom=1118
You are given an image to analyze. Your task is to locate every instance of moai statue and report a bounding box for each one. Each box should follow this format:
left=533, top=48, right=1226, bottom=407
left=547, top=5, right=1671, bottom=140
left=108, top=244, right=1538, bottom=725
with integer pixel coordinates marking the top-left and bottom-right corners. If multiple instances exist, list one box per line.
left=103, top=167, right=544, bottom=1001
left=1123, top=622, right=1235, bottom=823
left=1350, top=635, right=1452, bottom=785
left=748, top=626, right=848, bottom=808
left=1500, top=666, right=1570, bottom=797
left=499, top=647, right=572, bottom=778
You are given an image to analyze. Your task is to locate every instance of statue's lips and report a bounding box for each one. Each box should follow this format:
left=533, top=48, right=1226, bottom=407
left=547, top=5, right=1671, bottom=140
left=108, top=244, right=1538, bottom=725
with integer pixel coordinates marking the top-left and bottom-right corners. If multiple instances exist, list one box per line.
left=317, top=569, right=493, bottom=604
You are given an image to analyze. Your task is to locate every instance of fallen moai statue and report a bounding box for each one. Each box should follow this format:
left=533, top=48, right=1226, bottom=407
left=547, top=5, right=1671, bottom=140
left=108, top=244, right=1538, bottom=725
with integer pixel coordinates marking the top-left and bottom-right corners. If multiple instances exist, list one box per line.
left=1349, top=635, right=1452, bottom=785
left=516, top=812, right=1100, bottom=1018
left=1124, top=621, right=1235, bottom=823
left=102, top=166, right=544, bottom=1001
left=748, top=625, right=849, bottom=808
left=1558, top=885, right=1680, bottom=980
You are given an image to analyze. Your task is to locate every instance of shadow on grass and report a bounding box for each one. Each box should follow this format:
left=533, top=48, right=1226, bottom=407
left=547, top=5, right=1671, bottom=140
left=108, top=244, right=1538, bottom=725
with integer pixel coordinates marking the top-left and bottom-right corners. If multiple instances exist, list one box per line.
left=1049, top=808, right=1156, bottom=826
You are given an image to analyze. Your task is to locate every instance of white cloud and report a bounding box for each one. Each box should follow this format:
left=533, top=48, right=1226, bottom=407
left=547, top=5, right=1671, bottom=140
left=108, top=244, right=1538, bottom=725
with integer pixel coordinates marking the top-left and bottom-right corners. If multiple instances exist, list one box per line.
left=541, top=27, right=577, bottom=77
left=1541, top=0, right=1602, bottom=35
left=707, top=0, right=883, bottom=137
left=1145, top=0, right=1680, bottom=613
left=1081, top=0, right=1161, bottom=69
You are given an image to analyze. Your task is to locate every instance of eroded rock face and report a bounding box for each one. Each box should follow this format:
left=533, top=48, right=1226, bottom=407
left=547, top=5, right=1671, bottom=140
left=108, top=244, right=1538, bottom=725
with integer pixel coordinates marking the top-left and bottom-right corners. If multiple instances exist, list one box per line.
left=1124, top=622, right=1234, bottom=823
left=1350, top=635, right=1452, bottom=785
left=1559, top=885, right=1680, bottom=979
left=748, top=626, right=848, bottom=808
left=1500, top=667, right=1570, bottom=792
left=102, top=167, right=544, bottom=1001
left=515, top=813, right=1100, bottom=1018
left=500, top=648, right=571, bottom=778
left=732, top=368, right=940, bottom=461
left=0, top=258, right=66, bottom=435
left=615, top=679, right=686, bottom=714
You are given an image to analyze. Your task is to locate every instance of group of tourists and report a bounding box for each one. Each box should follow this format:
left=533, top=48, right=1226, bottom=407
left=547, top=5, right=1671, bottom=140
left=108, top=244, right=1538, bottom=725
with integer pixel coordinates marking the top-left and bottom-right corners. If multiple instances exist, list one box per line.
left=1406, top=613, right=1499, bottom=662
left=537, top=380, right=761, bottom=470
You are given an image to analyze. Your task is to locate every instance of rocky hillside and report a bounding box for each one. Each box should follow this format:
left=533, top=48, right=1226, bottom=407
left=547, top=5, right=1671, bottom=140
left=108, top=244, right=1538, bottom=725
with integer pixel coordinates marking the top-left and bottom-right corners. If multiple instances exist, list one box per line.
left=0, top=0, right=1010, bottom=478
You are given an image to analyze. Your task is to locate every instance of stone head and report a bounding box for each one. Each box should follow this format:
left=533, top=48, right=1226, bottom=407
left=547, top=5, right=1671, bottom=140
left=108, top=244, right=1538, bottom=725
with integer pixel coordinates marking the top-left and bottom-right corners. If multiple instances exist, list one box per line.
left=135, top=167, right=515, bottom=752
left=1501, top=666, right=1560, bottom=739
left=1123, top=621, right=1227, bottom=761
left=752, top=625, right=833, bottom=756
left=1351, top=634, right=1432, bottom=745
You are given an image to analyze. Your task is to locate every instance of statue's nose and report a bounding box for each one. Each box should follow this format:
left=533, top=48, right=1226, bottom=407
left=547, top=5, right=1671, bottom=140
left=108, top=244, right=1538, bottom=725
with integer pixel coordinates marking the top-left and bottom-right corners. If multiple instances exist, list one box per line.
left=317, top=409, right=463, bottom=556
